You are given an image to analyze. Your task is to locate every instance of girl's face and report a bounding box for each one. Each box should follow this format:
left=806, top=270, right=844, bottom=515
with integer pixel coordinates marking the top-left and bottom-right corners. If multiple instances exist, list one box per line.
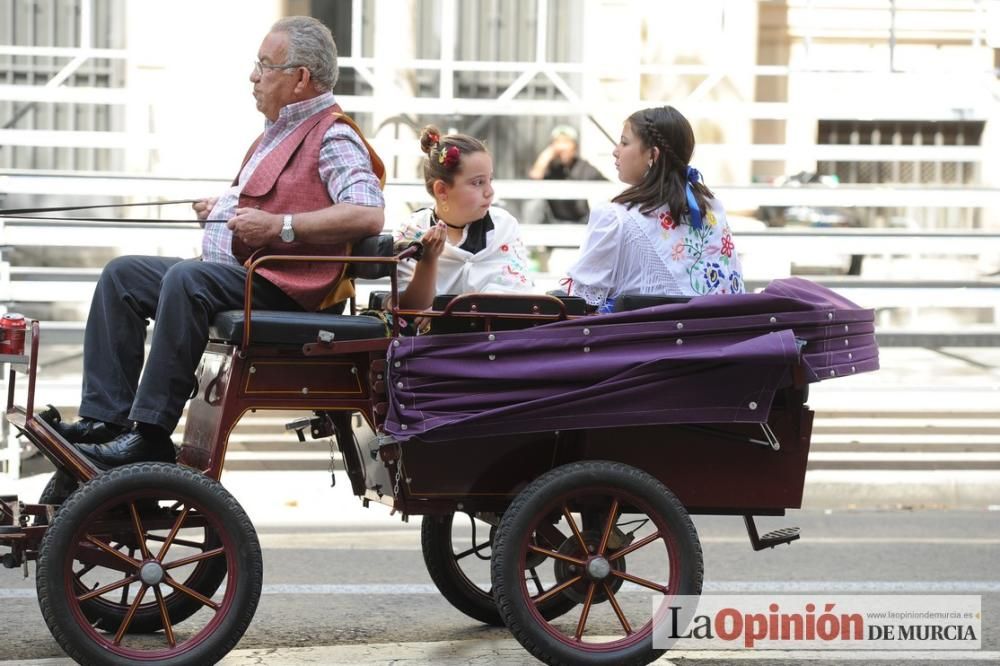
left=612, top=121, right=654, bottom=186
left=436, top=151, right=495, bottom=224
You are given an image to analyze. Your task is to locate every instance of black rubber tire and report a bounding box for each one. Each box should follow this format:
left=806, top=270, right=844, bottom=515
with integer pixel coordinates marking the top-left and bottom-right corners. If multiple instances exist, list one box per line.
left=38, top=473, right=68, bottom=506
left=422, top=512, right=578, bottom=626
left=491, top=461, right=703, bottom=666
left=35, top=471, right=77, bottom=526
left=422, top=513, right=503, bottom=625
left=39, top=470, right=228, bottom=634
left=36, top=463, right=262, bottom=666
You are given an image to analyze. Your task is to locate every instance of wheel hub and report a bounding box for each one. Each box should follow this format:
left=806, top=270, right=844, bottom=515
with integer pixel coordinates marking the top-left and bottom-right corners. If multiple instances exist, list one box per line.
left=139, top=560, right=165, bottom=586
left=552, top=530, right=627, bottom=603
left=585, top=556, right=611, bottom=581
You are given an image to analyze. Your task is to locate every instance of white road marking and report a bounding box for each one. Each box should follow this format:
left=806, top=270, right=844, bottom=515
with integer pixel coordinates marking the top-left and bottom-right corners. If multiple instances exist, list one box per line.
left=254, top=530, right=1000, bottom=549
left=3, top=580, right=999, bottom=599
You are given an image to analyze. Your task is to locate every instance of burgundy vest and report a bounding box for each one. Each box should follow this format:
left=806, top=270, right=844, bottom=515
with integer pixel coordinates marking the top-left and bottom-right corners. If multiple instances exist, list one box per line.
left=233, top=104, right=385, bottom=311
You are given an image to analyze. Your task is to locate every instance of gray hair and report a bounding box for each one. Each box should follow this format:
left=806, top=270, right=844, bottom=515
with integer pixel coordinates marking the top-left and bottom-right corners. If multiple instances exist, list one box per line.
left=271, top=16, right=338, bottom=92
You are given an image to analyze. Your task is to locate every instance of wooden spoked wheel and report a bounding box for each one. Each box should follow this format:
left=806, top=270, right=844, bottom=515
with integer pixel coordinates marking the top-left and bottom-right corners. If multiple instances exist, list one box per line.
left=36, top=463, right=262, bottom=666
left=422, top=511, right=577, bottom=626
left=492, top=461, right=703, bottom=666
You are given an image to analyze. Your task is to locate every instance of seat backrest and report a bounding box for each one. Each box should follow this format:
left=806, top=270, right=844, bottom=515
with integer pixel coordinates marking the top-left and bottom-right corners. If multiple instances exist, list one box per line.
left=612, top=294, right=691, bottom=312
left=349, top=234, right=397, bottom=280
left=429, top=294, right=587, bottom=334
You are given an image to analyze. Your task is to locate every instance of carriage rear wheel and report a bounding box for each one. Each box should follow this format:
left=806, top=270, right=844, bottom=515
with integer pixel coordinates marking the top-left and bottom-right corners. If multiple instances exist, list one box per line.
left=36, top=463, right=262, bottom=666
left=491, top=460, right=703, bottom=666
left=421, top=511, right=577, bottom=626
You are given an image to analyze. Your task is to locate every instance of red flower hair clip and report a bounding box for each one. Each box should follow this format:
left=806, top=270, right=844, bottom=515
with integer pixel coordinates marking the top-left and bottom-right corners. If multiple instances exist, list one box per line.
left=427, top=130, right=440, bottom=145
left=438, top=145, right=461, bottom=170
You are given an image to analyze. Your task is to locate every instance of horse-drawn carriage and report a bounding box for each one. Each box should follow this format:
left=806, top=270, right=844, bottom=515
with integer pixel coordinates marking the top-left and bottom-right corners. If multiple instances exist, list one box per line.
left=0, top=239, right=878, bottom=665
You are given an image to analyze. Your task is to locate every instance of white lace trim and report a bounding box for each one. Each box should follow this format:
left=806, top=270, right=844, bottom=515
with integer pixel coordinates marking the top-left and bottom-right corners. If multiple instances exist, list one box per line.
left=574, top=282, right=610, bottom=306
left=621, top=213, right=682, bottom=296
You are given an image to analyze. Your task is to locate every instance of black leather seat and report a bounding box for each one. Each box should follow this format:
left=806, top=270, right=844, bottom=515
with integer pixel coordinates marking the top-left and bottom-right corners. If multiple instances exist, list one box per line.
left=209, top=310, right=387, bottom=346
left=209, top=234, right=396, bottom=346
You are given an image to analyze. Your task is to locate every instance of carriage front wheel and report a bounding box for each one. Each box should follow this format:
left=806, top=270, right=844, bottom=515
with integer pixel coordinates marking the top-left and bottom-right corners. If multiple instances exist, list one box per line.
left=491, top=460, right=703, bottom=666
left=36, top=463, right=262, bottom=666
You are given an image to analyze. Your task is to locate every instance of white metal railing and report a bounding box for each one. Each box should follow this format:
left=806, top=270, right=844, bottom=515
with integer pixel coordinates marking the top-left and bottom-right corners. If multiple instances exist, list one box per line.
left=4, top=172, right=1000, bottom=209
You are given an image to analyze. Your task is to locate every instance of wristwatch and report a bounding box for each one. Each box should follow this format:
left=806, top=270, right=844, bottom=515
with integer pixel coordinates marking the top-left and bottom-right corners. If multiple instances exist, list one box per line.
left=280, top=214, right=295, bottom=242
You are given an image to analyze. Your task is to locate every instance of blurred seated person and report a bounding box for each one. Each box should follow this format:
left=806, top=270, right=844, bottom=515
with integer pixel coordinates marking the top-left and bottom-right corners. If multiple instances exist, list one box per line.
left=392, top=125, right=534, bottom=320
left=565, top=106, right=744, bottom=313
left=523, top=124, right=605, bottom=225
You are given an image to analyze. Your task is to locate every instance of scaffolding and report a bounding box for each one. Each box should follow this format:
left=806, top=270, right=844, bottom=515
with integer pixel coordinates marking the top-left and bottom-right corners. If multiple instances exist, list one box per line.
left=2, top=0, right=1000, bottom=479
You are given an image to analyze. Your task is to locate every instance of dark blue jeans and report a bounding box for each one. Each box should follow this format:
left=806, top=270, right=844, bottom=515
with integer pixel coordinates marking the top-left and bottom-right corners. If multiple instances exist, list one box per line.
left=78, top=256, right=300, bottom=433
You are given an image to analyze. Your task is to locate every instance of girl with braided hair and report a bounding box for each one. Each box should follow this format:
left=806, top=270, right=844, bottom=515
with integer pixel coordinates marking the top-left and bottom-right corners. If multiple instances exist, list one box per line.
left=392, top=125, right=534, bottom=314
left=566, top=106, right=744, bottom=311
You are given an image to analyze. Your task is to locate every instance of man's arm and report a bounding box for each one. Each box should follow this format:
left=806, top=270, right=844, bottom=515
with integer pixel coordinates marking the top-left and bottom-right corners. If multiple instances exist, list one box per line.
left=227, top=203, right=383, bottom=248
left=528, top=144, right=556, bottom=180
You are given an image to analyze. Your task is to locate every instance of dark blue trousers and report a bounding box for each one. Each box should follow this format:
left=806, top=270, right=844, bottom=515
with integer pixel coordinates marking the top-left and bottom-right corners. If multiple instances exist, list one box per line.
left=78, top=256, right=300, bottom=433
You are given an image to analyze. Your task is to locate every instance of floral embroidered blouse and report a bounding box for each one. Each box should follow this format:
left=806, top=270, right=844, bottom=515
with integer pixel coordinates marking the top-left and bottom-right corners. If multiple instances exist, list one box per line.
left=566, top=198, right=744, bottom=309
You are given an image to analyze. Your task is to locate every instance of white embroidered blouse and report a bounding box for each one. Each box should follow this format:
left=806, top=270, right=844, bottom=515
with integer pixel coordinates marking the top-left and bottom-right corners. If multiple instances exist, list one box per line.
left=566, top=199, right=745, bottom=308
left=393, top=206, right=534, bottom=296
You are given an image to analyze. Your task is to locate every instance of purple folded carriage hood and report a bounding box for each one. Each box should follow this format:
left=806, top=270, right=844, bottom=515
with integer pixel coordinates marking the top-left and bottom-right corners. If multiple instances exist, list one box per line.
left=384, top=278, right=878, bottom=442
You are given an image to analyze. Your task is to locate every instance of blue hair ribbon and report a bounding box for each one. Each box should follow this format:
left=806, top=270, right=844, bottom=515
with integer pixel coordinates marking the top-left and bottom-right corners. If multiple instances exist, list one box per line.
left=685, top=166, right=703, bottom=229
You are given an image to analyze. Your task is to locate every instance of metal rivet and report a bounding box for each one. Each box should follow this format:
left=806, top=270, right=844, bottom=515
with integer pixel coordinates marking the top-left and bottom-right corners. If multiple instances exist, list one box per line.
left=397, top=381, right=404, bottom=389
left=488, top=334, right=495, bottom=341
left=401, top=424, right=408, bottom=430
left=828, top=313, right=834, bottom=320
left=829, top=369, right=836, bottom=376
left=301, top=387, right=309, bottom=395
left=393, top=340, right=400, bottom=347
left=676, top=322, right=683, bottom=330
left=769, top=316, right=777, bottom=324
left=749, top=401, right=758, bottom=410
left=249, top=366, right=256, bottom=374
left=351, top=366, right=357, bottom=375
left=489, top=354, right=496, bottom=361
left=377, top=373, right=383, bottom=380
left=676, top=338, right=683, bottom=345
left=848, top=352, right=853, bottom=360
left=844, top=325, right=849, bottom=333
left=583, top=328, right=591, bottom=336
left=394, top=361, right=401, bottom=368
left=851, top=366, right=856, bottom=373
left=583, top=346, right=590, bottom=353
left=844, top=340, right=849, bottom=347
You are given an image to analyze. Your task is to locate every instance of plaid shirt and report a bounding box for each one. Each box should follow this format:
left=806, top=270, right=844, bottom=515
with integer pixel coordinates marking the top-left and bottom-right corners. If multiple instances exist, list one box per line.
left=202, top=92, right=384, bottom=264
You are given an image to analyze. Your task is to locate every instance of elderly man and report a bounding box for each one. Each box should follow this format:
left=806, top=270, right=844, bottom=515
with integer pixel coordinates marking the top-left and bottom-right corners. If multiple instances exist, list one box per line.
left=52, top=16, right=385, bottom=468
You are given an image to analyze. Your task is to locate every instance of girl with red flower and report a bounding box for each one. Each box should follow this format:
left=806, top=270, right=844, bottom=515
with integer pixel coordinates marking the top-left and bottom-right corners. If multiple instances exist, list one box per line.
left=391, top=125, right=535, bottom=315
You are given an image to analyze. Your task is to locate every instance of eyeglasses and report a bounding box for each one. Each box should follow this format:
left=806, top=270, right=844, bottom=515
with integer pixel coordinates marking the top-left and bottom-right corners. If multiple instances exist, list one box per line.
left=253, top=59, right=301, bottom=76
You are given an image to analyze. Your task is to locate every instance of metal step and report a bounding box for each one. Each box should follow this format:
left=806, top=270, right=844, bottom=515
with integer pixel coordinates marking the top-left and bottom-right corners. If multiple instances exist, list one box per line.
left=744, top=516, right=800, bottom=551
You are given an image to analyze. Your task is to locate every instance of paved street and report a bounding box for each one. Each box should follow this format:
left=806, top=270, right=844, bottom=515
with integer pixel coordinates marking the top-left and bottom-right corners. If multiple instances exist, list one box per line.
left=1, top=508, right=997, bottom=664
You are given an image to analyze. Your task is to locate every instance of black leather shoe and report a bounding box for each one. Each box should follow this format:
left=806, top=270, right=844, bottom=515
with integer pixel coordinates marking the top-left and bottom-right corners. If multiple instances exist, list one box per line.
left=58, top=418, right=129, bottom=444
left=76, top=430, right=176, bottom=470
left=38, top=406, right=128, bottom=444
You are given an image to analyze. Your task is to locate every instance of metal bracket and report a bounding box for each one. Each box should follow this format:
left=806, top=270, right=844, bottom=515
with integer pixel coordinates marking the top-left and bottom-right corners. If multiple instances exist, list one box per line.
left=748, top=423, right=780, bottom=451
